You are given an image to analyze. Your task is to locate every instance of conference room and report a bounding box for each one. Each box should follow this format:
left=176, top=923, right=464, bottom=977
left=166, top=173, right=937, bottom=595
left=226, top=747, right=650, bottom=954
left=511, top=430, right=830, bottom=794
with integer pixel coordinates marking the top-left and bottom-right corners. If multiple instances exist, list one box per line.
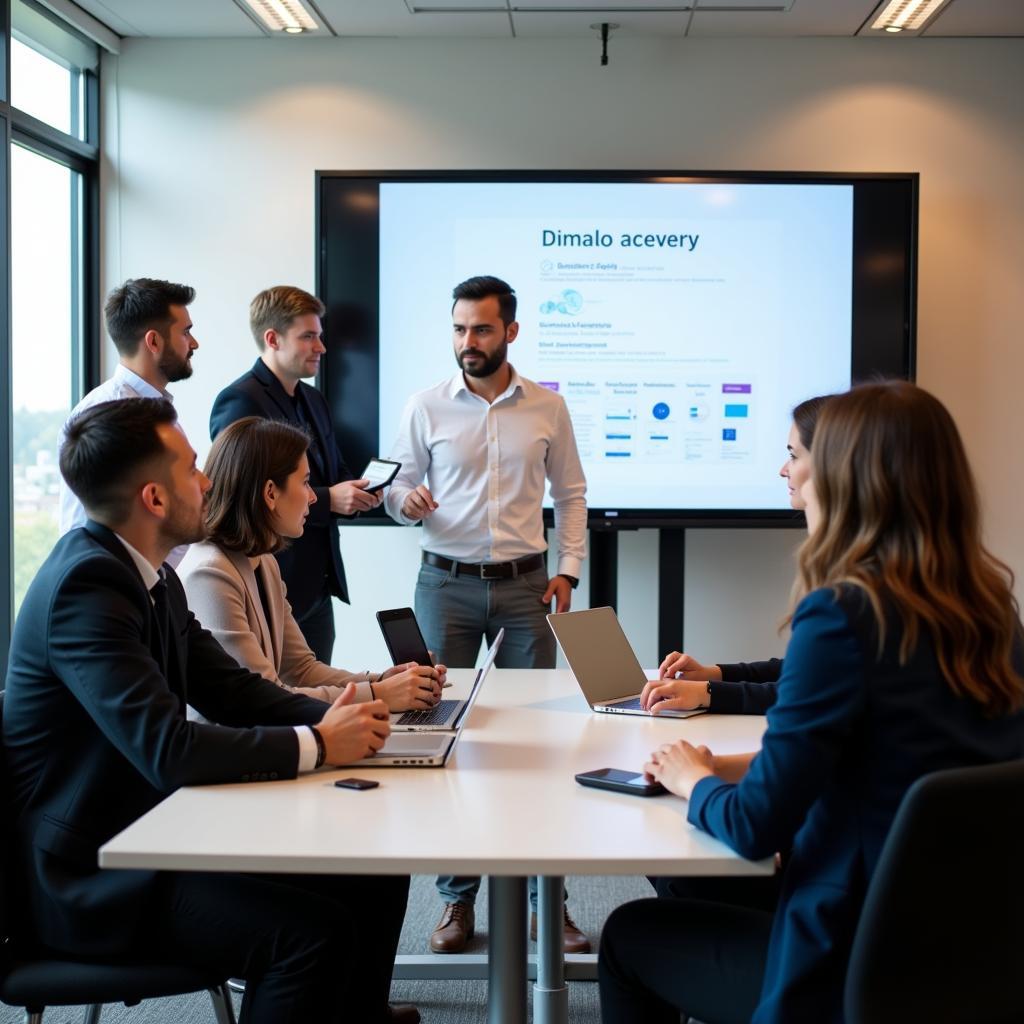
left=2, top=1, right=1023, bottom=1022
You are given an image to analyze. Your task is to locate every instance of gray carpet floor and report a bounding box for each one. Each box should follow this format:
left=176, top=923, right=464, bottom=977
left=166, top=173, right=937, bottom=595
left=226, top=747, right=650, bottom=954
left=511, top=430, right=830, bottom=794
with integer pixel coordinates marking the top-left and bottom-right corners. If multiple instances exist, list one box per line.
left=1, top=874, right=654, bottom=1023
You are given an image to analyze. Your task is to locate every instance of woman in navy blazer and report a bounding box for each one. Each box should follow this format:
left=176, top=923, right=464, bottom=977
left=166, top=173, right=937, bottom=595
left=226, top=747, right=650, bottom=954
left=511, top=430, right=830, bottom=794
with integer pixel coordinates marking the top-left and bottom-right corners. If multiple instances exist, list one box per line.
left=643, top=394, right=831, bottom=719
left=599, top=381, right=1024, bottom=1024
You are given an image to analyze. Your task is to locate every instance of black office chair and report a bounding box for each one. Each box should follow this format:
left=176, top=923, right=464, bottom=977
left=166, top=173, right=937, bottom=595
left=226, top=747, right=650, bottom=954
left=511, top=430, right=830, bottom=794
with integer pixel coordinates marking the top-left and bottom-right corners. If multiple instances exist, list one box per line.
left=845, top=759, right=1024, bottom=1024
left=0, top=691, right=237, bottom=1024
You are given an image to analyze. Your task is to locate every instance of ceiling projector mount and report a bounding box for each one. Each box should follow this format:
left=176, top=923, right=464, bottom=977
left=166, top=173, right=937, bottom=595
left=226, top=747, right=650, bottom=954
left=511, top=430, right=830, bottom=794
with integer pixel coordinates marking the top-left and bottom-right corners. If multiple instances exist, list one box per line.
left=590, top=21, right=619, bottom=66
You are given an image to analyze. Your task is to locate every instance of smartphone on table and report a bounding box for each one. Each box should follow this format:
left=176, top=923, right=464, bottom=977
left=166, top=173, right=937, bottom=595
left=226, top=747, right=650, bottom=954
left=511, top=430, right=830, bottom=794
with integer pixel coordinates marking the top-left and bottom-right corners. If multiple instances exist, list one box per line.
left=575, top=768, right=666, bottom=797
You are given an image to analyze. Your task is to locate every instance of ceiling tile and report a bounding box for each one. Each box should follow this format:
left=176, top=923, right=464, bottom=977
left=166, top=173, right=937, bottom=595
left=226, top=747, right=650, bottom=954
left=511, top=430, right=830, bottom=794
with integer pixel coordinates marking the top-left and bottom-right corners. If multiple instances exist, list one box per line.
left=510, top=11, right=693, bottom=37
left=924, top=0, right=1024, bottom=36
left=316, top=0, right=513, bottom=36
left=72, top=0, right=264, bottom=36
left=689, top=0, right=876, bottom=37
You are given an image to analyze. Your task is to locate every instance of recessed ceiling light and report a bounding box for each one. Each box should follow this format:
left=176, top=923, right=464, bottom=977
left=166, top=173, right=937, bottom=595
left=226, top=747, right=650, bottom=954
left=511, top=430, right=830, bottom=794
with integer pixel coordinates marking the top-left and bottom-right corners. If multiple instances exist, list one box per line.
left=239, top=0, right=318, bottom=35
left=870, top=0, right=952, bottom=34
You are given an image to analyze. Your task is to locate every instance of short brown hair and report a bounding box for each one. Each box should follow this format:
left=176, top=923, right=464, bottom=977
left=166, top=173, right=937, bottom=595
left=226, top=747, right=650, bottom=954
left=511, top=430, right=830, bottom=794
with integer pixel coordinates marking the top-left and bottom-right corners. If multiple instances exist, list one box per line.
left=203, top=417, right=311, bottom=557
left=249, top=285, right=325, bottom=350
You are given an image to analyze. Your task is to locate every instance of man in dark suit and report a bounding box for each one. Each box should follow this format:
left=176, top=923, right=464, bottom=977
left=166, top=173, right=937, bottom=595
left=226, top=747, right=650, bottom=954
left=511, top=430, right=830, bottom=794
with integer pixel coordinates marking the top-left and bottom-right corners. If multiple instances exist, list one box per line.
left=210, top=286, right=377, bottom=662
left=3, top=398, right=415, bottom=1024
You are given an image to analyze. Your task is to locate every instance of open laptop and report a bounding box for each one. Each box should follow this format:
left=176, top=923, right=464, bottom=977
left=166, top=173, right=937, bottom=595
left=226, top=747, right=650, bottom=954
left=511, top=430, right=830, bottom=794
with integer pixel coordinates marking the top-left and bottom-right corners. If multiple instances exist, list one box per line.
left=390, top=628, right=504, bottom=732
left=548, top=607, right=705, bottom=719
left=347, top=630, right=503, bottom=767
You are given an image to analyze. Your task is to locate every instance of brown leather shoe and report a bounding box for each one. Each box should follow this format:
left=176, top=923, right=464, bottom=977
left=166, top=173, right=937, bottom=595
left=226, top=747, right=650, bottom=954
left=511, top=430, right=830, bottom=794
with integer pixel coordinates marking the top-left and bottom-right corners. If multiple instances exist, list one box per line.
left=387, top=1004, right=421, bottom=1024
left=429, top=901, right=475, bottom=953
left=530, top=906, right=592, bottom=954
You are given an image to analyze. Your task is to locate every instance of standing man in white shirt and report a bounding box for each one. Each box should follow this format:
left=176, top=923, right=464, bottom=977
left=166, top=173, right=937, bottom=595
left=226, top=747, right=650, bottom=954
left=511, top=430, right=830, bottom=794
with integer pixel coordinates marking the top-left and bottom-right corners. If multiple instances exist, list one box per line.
left=384, top=275, right=590, bottom=955
left=59, top=278, right=199, bottom=544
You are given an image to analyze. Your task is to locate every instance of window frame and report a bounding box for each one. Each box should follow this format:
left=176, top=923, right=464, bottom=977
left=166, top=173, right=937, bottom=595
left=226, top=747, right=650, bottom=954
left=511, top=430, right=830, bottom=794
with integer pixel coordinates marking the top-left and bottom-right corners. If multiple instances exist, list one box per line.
left=0, top=0, right=101, bottom=680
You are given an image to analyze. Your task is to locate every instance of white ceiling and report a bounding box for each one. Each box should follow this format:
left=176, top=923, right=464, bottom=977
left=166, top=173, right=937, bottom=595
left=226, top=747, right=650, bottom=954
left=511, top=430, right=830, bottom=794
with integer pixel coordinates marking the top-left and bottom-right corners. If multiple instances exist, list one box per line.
left=64, top=0, right=1024, bottom=40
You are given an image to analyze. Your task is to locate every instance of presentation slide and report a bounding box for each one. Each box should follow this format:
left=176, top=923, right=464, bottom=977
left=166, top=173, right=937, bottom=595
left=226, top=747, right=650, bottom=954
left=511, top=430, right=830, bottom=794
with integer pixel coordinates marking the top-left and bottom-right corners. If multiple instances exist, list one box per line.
left=378, top=182, right=853, bottom=512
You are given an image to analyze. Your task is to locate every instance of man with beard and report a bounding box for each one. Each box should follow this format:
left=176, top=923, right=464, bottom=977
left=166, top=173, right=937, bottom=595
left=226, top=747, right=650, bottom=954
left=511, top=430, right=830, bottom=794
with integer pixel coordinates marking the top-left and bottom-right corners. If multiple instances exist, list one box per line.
left=4, top=398, right=419, bottom=1024
left=58, top=279, right=200, bottom=564
left=384, top=275, right=589, bottom=954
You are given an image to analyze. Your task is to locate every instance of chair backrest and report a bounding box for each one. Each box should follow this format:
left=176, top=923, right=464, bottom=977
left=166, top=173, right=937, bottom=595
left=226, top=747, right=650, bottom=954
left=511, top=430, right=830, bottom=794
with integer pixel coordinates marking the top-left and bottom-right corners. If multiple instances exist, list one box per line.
left=844, top=759, right=1024, bottom=1024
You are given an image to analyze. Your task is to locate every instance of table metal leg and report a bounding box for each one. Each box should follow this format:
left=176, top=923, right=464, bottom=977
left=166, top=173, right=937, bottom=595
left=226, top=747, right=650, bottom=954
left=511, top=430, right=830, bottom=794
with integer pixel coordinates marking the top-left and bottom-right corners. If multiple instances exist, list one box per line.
left=487, top=875, right=528, bottom=1024
left=534, top=874, right=569, bottom=1024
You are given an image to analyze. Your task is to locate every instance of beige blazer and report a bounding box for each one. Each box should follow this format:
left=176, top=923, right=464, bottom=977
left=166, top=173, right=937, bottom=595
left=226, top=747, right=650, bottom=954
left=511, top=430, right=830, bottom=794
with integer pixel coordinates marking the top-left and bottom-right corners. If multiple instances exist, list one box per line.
left=179, top=541, right=373, bottom=705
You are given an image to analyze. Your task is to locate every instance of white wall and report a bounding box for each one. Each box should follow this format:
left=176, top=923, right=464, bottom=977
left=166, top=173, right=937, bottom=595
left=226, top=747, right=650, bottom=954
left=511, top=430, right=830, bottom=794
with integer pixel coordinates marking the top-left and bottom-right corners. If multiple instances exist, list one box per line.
left=100, top=35, right=1024, bottom=670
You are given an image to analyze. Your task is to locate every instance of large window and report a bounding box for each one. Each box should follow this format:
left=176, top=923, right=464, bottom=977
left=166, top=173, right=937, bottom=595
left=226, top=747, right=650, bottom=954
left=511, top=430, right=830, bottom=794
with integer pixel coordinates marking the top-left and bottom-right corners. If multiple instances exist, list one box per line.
left=10, top=145, right=80, bottom=611
left=2, top=0, right=101, bottom=668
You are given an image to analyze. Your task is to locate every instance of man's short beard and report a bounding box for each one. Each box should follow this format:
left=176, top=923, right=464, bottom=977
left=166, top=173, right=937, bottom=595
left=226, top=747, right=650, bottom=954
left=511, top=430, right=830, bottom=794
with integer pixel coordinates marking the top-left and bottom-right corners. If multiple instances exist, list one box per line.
left=159, top=349, right=193, bottom=383
left=457, top=337, right=508, bottom=379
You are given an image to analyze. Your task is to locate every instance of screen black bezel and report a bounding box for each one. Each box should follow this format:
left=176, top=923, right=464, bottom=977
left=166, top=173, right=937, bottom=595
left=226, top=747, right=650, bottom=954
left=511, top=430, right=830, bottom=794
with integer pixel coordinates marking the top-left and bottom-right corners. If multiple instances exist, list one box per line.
left=317, top=169, right=918, bottom=528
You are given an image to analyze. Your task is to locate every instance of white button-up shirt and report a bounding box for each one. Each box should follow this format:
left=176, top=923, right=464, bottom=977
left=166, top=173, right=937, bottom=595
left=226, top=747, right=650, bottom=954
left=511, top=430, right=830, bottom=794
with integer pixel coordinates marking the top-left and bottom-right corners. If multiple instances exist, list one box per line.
left=384, top=368, right=587, bottom=578
left=59, top=365, right=173, bottom=535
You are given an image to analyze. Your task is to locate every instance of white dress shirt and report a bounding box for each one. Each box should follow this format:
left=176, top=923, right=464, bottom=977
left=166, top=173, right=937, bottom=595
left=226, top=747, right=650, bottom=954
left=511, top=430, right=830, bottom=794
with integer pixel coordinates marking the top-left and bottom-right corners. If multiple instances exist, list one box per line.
left=384, top=368, right=587, bottom=578
left=114, top=531, right=316, bottom=774
left=59, top=365, right=188, bottom=568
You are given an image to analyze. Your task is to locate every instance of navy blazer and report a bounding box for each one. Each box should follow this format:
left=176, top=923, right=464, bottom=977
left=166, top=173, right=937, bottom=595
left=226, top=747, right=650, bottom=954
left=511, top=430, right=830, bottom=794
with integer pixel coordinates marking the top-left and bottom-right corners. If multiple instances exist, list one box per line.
left=688, top=586, right=1024, bottom=1024
left=209, top=359, right=354, bottom=614
left=3, top=522, right=327, bottom=955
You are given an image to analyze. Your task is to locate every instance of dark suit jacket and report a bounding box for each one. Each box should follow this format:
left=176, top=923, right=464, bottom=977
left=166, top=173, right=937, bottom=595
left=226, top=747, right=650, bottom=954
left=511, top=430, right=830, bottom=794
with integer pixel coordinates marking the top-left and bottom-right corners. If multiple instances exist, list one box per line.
left=688, top=587, right=1024, bottom=1024
left=709, top=658, right=783, bottom=714
left=2, top=521, right=327, bottom=956
left=209, top=359, right=353, bottom=614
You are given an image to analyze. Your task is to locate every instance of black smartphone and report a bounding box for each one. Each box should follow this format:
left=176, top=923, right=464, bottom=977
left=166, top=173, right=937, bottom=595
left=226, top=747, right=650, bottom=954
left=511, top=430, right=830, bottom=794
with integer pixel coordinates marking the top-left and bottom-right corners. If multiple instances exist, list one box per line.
left=360, top=458, right=401, bottom=493
left=334, top=778, right=380, bottom=791
left=575, top=768, right=666, bottom=797
left=376, top=607, right=433, bottom=666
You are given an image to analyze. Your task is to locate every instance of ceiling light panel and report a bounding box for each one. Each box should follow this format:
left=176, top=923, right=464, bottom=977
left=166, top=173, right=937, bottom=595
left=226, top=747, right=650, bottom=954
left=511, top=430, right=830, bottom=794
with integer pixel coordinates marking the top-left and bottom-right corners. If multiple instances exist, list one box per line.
left=867, top=0, right=953, bottom=35
left=238, top=0, right=326, bottom=34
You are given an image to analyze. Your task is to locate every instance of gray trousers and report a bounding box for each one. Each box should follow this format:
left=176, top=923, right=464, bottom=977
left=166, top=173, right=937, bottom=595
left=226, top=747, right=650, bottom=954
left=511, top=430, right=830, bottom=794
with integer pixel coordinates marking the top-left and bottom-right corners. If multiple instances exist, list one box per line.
left=415, top=559, right=560, bottom=910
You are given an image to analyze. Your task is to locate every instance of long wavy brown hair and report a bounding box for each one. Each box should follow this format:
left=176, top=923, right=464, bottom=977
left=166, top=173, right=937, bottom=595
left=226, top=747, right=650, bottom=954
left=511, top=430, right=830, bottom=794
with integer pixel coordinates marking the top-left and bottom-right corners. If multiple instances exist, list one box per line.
left=793, top=380, right=1023, bottom=714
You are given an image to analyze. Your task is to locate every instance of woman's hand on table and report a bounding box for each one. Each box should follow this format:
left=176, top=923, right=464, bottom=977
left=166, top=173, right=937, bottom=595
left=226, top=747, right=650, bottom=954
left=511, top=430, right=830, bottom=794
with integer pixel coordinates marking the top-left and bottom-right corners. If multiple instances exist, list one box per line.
left=644, top=740, right=717, bottom=799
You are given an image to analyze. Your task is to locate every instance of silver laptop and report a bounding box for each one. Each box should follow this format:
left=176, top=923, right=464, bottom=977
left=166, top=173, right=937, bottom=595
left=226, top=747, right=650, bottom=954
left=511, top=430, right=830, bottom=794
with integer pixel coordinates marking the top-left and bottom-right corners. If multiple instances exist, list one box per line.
left=548, top=607, right=705, bottom=719
left=391, top=628, right=504, bottom=732
left=348, top=630, right=502, bottom=767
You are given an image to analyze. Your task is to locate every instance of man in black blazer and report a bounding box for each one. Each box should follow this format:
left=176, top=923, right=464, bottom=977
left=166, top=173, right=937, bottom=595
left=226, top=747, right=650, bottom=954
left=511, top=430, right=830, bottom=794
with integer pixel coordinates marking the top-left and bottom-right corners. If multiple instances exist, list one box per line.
left=210, top=286, right=378, bottom=662
left=3, top=399, right=412, bottom=1024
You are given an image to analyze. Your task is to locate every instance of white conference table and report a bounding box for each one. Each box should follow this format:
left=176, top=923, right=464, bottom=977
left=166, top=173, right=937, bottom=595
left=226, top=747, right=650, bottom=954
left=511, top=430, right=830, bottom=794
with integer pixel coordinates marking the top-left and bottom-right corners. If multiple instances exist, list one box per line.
left=101, top=668, right=771, bottom=1024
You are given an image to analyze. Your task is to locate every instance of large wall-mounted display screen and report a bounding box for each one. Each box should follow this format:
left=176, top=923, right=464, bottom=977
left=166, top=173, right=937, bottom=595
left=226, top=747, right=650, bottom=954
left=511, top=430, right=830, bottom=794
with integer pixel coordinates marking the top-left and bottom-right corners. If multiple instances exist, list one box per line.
left=318, top=171, right=916, bottom=526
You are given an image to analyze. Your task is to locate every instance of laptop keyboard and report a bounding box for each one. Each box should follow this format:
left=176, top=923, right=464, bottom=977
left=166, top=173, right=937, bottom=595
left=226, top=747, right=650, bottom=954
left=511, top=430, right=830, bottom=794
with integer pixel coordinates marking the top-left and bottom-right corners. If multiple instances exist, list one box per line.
left=397, top=699, right=459, bottom=726
left=608, top=696, right=643, bottom=710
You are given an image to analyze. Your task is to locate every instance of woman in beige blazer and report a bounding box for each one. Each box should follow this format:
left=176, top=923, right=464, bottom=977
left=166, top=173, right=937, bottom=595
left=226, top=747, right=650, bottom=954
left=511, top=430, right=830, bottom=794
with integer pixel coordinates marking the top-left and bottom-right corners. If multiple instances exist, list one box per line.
left=180, top=416, right=444, bottom=709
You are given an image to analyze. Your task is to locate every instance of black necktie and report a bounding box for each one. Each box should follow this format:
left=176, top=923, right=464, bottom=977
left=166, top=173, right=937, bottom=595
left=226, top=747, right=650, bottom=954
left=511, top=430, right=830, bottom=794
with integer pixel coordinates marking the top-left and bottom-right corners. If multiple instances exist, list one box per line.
left=151, top=573, right=170, bottom=671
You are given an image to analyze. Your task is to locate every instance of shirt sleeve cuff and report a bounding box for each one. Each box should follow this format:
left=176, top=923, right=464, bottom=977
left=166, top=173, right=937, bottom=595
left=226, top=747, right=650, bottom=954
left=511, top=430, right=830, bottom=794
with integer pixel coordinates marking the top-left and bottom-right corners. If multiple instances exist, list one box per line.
left=556, top=557, right=582, bottom=578
left=295, top=726, right=319, bottom=773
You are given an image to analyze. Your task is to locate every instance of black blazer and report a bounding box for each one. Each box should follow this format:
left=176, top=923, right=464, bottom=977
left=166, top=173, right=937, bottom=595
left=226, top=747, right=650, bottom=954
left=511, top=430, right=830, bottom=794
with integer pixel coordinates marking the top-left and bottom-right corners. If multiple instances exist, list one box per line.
left=709, top=658, right=784, bottom=714
left=210, top=359, right=354, bottom=613
left=2, top=521, right=327, bottom=955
